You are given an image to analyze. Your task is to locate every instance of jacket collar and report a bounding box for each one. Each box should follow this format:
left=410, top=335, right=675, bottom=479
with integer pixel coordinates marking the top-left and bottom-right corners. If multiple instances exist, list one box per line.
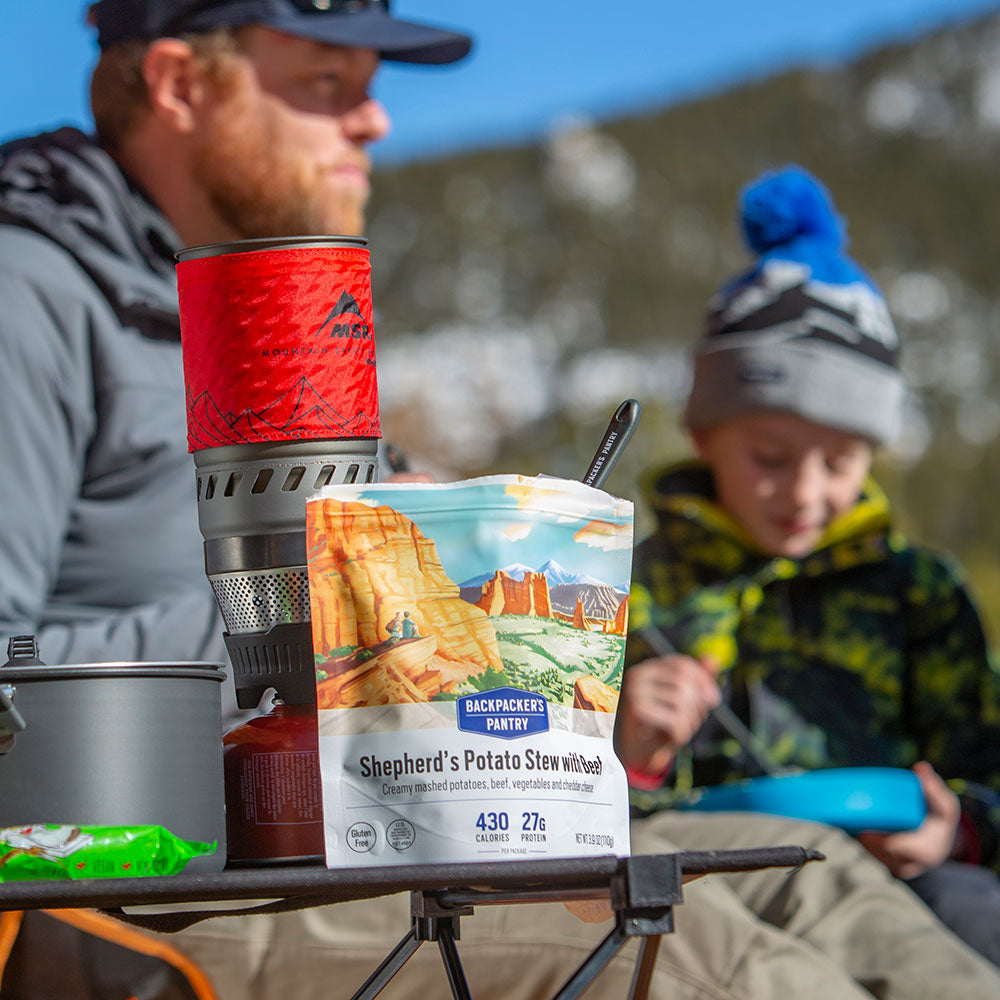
left=646, top=460, right=894, bottom=570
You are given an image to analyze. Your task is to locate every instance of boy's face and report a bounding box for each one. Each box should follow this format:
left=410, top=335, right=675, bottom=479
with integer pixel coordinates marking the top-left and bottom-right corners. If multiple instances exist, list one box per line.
left=692, top=412, right=874, bottom=559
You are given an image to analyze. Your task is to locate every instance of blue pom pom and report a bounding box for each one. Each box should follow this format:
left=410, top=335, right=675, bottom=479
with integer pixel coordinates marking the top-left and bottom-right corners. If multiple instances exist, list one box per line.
left=740, top=166, right=846, bottom=255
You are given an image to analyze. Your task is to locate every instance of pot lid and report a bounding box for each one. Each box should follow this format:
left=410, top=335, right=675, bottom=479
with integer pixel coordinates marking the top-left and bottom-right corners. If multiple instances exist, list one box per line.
left=2, top=635, right=225, bottom=681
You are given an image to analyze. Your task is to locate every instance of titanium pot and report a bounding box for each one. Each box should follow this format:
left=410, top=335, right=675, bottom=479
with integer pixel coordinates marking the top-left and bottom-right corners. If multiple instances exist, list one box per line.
left=0, top=648, right=228, bottom=874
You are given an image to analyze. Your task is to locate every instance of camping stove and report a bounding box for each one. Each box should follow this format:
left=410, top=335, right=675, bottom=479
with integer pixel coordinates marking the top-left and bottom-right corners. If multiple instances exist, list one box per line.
left=177, top=236, right=381, bottom=708
left=195, top=439, right=377, bottom=708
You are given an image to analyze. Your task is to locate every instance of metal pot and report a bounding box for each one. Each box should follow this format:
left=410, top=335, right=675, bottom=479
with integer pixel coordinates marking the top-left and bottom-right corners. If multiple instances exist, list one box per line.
left=0, top=642, right=227, bottom=874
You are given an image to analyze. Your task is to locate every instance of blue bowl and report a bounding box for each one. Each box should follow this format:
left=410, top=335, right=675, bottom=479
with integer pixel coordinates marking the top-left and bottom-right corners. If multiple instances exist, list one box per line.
left=677, top=767, right=926, bottom=834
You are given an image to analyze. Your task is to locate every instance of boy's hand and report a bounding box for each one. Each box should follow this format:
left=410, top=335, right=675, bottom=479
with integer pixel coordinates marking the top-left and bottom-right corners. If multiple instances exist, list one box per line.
left=614, top=654, right=721, bottom=777
left=856, top=761, right=960, bottom=880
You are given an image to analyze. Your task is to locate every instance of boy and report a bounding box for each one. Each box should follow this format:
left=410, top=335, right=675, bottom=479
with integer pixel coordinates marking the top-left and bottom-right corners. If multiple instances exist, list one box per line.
left=617, top=165, right=1000, bottom=964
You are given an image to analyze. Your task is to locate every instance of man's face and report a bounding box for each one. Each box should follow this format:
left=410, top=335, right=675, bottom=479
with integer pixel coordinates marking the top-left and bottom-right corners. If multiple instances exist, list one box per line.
left=191, top=27, right=389, bottom=238
left=692, top=411, right=874, bottom=559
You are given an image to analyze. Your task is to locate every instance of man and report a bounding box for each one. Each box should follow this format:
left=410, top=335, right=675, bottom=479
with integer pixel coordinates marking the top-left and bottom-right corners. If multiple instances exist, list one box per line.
left=0, top=0, right=467, bottom=674
left=400, top=609, right=420, bottom=638
left=1, top=4, right=999, bottom=999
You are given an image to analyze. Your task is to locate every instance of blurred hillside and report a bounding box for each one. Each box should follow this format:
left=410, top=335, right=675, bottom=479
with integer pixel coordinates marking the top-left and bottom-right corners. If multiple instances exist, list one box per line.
left=368, top=10, right=1000, bottom=635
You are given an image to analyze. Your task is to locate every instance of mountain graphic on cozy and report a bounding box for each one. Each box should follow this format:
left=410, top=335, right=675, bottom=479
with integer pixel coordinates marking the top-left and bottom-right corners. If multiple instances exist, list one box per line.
left=186, top=377, right=379, bottom=448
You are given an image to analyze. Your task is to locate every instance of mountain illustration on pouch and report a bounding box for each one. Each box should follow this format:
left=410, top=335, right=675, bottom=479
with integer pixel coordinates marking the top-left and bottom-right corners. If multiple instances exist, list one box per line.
left=458, top=559, right=629, bottom=619
left=186, top=377, right=380, bottom=448
left=306, top=479, right=632, bottom=716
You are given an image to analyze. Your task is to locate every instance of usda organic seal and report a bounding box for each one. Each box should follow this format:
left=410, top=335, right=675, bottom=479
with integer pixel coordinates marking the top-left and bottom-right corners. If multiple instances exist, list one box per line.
left=387, top=819, right=415, bottom=852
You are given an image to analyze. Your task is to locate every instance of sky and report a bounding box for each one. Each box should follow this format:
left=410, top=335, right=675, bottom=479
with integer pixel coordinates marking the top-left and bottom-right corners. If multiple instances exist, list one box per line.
left=328, top=480, right=633, bottom=588
left=3, top=1, right=1000, bottom=165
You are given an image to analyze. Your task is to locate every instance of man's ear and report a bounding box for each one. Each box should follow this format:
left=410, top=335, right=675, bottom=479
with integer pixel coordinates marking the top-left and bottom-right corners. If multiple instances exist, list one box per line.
left=141, top=38, right=207, bottom=134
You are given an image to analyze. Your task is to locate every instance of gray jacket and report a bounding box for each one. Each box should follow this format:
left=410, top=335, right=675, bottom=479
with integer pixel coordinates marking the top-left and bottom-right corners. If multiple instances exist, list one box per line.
left=0, top=128, right=226, bottom=667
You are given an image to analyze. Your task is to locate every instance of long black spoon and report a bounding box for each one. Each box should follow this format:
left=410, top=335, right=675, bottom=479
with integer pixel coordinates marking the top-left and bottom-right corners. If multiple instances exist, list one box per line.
left=635, top=625, right=790, bottom=778
left=582, top=399, right=642, bottom=489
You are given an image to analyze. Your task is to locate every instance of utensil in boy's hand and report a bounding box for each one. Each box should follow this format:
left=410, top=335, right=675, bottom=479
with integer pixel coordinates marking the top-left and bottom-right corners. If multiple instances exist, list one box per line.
left=635, top=624, right=789, bottom=778
left=582, top=399, right=642, bottom=489
left=634, top=626, right=926, bottom=833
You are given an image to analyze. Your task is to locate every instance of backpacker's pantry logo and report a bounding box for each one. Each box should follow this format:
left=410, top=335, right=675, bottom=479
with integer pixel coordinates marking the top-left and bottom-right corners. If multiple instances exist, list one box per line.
left=457, top=687, right=549, bottom=740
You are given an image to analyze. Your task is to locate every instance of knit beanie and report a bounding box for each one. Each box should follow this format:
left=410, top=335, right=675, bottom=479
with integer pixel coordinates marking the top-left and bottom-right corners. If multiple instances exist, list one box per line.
left=684, top=166, right=904, bottom=445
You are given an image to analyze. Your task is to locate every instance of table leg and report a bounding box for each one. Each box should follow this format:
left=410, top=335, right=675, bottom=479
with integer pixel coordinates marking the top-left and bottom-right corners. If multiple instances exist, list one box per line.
left=436, top=922, right=472, bottom=1000
left=352, top=898, right=475, bottom=1000
left=628, top=935, right=661, bottom=1000
left=550, top=920, right=631, bottom=1000
left=350, top=927, right=422, bottom=1000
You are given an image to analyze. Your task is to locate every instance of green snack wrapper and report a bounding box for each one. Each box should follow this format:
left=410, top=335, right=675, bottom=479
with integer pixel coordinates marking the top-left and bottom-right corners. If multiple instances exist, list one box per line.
left=0, top=824, right=217, bottom=881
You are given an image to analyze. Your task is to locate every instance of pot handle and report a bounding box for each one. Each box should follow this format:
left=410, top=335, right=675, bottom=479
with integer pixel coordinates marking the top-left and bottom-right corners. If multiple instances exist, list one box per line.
left=0, top=683, right=25, bottom=754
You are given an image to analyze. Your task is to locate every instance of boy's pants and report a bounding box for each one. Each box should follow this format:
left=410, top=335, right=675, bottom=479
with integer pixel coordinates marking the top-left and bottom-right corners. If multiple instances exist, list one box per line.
left=174, top=812, right=1000, bottom=1000
left=907, top=861, right=1000, bottom=966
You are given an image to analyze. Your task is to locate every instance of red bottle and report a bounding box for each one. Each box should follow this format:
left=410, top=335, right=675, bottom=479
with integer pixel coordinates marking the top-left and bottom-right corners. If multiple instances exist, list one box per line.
left=222, top=700, right=325, bottom=865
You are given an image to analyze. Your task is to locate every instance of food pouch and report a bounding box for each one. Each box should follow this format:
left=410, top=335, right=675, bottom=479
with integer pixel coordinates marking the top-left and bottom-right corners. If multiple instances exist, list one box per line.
left=0, top=824, right=217, bottom=881
left=306, top=475, right=633, bottom=867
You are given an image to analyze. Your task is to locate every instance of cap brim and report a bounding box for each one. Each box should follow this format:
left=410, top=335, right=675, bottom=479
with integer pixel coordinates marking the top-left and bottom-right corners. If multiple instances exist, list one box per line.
left=265, top=8, right=472, bottom=64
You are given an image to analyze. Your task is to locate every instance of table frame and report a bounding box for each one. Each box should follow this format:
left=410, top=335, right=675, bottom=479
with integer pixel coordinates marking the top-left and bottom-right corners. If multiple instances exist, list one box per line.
left=0, top=846, right=822, bottom=999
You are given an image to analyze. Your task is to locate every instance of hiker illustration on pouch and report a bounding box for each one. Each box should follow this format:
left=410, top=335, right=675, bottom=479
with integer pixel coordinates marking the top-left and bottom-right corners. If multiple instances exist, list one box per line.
left=385, top=611, right=404, bottom=643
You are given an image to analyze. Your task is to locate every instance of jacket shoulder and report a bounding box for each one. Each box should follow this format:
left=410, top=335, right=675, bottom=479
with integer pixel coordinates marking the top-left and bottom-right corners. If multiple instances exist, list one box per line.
left=0, top=223, right=96, bottom=285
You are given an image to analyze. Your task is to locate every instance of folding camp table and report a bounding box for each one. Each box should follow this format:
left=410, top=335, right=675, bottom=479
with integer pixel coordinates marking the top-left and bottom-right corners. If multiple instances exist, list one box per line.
left=0, top=845, right=821, bottom=999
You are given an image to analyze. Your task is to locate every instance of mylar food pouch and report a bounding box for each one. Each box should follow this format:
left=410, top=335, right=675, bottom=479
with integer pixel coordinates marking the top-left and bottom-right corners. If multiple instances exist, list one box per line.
left=0, top=824, right=217, bottom=880
left=306, top=475, right=633, bottom=868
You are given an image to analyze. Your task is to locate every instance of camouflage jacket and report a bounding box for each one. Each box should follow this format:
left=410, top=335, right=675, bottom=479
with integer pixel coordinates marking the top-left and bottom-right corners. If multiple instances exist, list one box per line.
left=626, top=462, right=1000, bottom=868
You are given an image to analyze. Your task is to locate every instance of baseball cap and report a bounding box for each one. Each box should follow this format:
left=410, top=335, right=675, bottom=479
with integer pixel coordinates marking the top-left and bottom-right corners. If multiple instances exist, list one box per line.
left=88, top=0, right=473, bottom=64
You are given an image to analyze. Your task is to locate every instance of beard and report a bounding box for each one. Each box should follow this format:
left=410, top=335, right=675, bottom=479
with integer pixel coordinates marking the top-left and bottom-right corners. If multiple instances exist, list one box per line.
left=191, top=80, right=370, bottom=239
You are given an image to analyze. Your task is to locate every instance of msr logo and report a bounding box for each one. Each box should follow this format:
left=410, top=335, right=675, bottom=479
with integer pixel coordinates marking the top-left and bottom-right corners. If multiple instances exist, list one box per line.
left=316, top=291, right=371, bottom=340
